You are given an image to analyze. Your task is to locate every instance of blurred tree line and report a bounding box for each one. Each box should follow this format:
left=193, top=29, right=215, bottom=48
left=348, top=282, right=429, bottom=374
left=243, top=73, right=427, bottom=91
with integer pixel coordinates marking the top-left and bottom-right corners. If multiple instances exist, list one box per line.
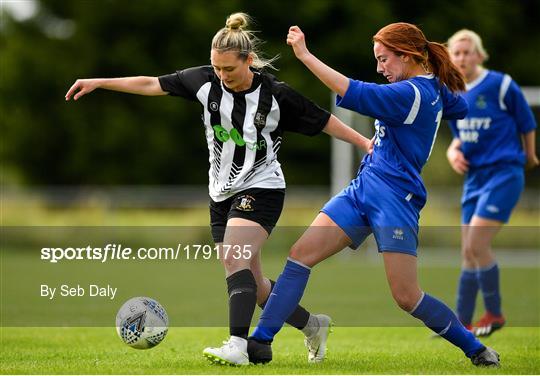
left=1, top=0, right=539, bottom=187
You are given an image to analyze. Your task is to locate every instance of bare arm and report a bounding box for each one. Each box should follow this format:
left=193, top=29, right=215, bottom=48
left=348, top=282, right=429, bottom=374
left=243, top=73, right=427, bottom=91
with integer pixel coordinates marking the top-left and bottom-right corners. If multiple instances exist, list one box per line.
left=446, top=137, right=469, bottom=175
left=522, top=130, right=539, bottom=170
left=65, top=76, right=167, bottom=101
left=287, top=26, right=349, bottom=97
left=323, top=114, right=373, bottom=153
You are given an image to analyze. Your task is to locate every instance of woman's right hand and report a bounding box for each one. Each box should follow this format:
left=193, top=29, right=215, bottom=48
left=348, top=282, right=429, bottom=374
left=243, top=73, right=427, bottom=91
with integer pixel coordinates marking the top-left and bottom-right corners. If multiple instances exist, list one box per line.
left=287, top=26, right=311, bottom=61
left=65, top=79, right=100, bottom=101
left=447, top=147, right=469, bottom=175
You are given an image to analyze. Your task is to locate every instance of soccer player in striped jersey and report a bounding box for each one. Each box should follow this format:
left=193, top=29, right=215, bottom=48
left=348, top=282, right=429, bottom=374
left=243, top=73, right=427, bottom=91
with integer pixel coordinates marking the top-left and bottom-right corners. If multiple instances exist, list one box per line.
left=65, top=12, right=372, bottom=366
left=446, top=30, right=538, bottom=337
left=248, top=23, right=500, bottom=367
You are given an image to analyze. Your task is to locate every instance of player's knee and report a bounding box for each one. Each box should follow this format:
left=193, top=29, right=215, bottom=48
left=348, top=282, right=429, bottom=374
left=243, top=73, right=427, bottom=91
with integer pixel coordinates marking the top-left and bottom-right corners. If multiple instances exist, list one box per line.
left=461, top=246, right=476, bottom=264
left=463, top=240, right=487, bottom=260
left=289, top=241, right=311, bottom=265
left=222, top=252, right=250, bottom=272
left=391, top=290, right=419, bottom=312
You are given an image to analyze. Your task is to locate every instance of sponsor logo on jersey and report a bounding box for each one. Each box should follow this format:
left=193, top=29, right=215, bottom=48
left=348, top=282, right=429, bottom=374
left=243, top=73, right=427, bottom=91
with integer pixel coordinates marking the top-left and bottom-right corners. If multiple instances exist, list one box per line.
left=457, top=117, right=492, bottom=143
left=235, top=195, right=255, bottom=212
left=459, top=130, right=479, bottom=143
left=212, top=125, right=267, bottom=150
left=457, top=117, right=492, bottom=130
left=374, top=121, right=386, bottom=147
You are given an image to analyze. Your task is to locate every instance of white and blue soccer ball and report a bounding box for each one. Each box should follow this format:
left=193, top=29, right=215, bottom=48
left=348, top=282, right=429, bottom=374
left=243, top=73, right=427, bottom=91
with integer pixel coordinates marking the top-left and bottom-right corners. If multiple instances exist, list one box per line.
left=115, top=297, right=168, bottom=349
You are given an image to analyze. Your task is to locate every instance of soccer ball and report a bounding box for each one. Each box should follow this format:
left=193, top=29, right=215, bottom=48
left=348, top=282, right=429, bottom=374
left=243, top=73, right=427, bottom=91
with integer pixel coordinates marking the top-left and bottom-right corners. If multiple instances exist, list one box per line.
left=115, top=297, right=168, bottom=349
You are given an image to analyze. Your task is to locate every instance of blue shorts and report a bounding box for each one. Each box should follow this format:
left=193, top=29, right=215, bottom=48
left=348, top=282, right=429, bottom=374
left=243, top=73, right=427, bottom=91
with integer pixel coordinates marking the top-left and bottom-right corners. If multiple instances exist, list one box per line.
left=321, top=168, right=422, bottom=256
left=462, top=164, right=524, bottom=224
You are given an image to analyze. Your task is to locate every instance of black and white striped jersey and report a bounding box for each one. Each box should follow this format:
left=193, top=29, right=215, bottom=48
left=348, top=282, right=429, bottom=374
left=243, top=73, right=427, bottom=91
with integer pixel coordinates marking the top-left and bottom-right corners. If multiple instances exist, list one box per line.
left=158, top=66, right=330, bottom=202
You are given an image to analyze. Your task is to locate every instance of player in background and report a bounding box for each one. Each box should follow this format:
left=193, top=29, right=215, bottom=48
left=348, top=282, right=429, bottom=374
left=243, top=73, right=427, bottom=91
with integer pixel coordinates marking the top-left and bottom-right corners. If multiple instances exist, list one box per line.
left=65, top=12, right=373, bottom=366
left=446, top=29, right=538, bottom=336
left=246, top=22, right=500, bottom=367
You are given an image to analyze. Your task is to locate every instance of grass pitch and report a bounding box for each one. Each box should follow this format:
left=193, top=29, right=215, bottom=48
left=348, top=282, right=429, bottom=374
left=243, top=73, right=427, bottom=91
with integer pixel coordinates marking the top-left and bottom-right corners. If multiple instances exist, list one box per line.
left=1, top=248, right=539, bottom=374
left=1, top=326, right=538, bottom=374
left=1, top=202, right=538, bottom=374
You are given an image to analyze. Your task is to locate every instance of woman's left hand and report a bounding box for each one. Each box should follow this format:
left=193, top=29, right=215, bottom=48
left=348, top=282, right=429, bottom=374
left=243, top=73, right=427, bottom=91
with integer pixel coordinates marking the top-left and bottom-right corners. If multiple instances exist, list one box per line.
left=287, top=26, right=311, bottom=62
left=525, top=154, right=539, bottom=170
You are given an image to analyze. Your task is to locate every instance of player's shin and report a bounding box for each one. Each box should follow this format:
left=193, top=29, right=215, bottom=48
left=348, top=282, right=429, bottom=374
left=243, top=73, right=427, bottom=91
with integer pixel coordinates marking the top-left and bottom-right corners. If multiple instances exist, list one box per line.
left=251, top=258, right=311, bottom=342
left=259, top=279, right=310, bottom=330
left=227, top=269, right=258, bottom=339
left=456, top=268, right=479, bottom=327
left=411, top=292, right=485, bottom=358
left=478, top=263, right=502, bottom=316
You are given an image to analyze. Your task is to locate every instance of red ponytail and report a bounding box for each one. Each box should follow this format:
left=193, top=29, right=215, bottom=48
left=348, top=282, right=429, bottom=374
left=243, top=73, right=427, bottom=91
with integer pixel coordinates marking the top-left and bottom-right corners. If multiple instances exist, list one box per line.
left=373, top=23, right=465, bottom=92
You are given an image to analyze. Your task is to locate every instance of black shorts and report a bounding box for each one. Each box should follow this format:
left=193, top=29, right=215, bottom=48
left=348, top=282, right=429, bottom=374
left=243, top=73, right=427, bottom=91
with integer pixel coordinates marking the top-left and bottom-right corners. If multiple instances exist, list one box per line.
left=209, top=188, right=285, bottom=243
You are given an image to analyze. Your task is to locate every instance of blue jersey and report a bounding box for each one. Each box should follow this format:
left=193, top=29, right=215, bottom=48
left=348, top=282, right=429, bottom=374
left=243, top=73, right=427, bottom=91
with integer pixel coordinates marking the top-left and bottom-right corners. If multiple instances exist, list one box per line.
left=448, top=70, right=537, bottom=168
left=337, top=75, right=468, bottom=205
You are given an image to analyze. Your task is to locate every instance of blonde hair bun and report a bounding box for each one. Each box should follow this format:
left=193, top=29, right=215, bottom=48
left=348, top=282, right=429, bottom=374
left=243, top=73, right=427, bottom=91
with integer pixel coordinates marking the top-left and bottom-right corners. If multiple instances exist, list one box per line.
left=226, top=12, right=249, bottom=31
left=212, top=12, right=279, bottom=70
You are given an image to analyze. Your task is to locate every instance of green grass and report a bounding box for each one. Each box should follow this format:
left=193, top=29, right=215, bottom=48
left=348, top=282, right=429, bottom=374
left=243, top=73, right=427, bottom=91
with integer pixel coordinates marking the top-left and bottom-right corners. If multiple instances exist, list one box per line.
left=1, top=326, right=538, bottom=374
left=2, top=202, right=538, bottom=374
left=1, top=249, right=539, bottom=374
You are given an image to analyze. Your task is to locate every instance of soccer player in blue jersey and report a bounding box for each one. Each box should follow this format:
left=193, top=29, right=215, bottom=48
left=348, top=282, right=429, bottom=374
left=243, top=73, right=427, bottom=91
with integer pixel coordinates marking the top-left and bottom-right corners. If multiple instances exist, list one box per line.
left=446, top=29, right=538, bottom=337
left=244, top=22, right=500, bottom=367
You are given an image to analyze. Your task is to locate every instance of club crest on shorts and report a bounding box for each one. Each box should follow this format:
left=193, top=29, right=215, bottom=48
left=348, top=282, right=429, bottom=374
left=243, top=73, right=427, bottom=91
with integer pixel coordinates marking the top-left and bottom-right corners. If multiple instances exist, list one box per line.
left=236, top=195, right=255, bottom=212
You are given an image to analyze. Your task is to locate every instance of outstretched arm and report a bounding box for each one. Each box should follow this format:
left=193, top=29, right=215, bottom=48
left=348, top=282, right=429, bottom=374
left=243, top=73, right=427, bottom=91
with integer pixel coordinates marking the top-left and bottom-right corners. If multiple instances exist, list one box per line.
left=323, top=114, right=373, bottom=154
left=65, top=76, right=167, bottom=101
left=287, top=26, right=349, bottom=97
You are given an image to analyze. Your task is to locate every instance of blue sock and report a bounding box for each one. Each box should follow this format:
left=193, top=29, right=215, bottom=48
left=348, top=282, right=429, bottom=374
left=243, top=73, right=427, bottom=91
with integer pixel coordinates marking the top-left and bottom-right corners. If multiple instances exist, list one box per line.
left=456, top=268, right=479, bottom=326
left=478, top=263, right=502, bottom=316
left=411, top=293, right=484, bottom=357
left=251, top=259, right=311, bottom=342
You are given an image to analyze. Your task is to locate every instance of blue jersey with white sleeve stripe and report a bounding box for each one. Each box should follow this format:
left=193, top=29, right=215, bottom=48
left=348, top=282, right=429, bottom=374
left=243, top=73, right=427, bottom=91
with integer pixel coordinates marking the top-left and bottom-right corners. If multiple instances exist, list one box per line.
left=448, top=70, right=537, bottom=168
left=337, top=75, right=468, bottom=205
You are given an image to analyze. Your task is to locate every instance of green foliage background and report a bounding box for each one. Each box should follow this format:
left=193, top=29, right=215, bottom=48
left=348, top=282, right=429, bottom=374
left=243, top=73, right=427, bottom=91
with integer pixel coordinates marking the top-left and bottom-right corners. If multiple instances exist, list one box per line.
left=1, top=0, right=539, bottom=186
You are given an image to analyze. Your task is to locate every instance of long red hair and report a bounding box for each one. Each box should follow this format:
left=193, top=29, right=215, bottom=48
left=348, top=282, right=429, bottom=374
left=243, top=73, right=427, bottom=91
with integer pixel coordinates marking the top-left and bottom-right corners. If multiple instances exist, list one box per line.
left=373, top=23, right=465, bottom=92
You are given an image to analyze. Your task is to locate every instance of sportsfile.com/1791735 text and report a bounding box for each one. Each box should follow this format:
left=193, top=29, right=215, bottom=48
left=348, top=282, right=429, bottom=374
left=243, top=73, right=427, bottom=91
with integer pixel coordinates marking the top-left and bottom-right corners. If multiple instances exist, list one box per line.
left=40, top=244, right=252, bottom=263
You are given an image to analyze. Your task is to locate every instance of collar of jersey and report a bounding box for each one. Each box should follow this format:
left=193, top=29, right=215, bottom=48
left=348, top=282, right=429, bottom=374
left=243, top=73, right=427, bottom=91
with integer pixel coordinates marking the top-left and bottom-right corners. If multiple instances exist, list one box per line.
left=414, top=73, right=435, bottom=79
left=222, top=71, right=262, bottom=95
left=466, top=69, right=489, bottom=91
